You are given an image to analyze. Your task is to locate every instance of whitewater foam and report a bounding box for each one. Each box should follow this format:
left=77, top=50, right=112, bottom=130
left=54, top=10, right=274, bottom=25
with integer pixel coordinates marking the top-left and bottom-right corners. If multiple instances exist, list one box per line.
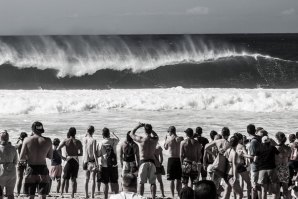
left=0, top=35, right=292, bottom=77
left=0, top=88, right=297, bottom=114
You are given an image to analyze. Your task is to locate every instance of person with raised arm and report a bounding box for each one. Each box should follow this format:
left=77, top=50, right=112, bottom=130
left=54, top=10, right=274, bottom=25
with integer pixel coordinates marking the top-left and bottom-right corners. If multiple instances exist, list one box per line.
left=20, top=121, right=53, bottom=199
left=129, top=123, right=159, bottom=199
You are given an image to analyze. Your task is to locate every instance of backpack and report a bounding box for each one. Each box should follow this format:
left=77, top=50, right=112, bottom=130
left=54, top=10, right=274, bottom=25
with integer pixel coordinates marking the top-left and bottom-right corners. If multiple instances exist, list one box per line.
left=104, top=144, right=117, bottom=167
left=123, top=143, right=135, bottom=162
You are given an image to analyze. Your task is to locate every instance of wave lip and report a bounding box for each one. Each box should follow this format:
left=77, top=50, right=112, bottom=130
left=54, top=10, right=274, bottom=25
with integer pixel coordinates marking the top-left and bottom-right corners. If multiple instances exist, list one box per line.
left=0, top=35, right=295, bottom=78
left=0, top=88, right=297, bottom=114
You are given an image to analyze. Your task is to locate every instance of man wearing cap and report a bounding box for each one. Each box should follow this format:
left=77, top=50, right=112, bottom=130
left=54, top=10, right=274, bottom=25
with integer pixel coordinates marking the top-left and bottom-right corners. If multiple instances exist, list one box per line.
left=97, top=127, right=120, bottom=199
left=0, top=130, right=18, bottom=199
left=130, top=123, right=159, bottom=199
left=20, top=121, right=53, bottom=199
left=194, top=127, right=209, bottom=180
left=58, top=127, right=83, bottom=198
left=180, top=128, right=202, bottom=188
left=255, top=136, right=280, bottom=199
left=83, top=126, right=98, bottom=199
left=164, top=126, right=183, bottom=198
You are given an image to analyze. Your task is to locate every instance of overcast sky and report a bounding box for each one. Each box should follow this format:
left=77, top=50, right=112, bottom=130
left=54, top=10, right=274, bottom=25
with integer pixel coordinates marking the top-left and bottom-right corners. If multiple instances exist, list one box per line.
left=0, top=0, right=297, bottom=35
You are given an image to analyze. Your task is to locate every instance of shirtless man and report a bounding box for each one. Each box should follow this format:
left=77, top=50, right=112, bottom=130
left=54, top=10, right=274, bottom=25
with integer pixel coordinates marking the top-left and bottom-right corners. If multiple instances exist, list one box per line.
left=58, top=127, right=83, bottom=198
left=204, top=127, right=230, bottom=193
left=83, top=126, right=98, bottom=199
left=180, top=128, right=202, bottom=188
left=164, top=126, right=183, bottom=198
left=20, top=121, right=53, bottom=199
left=130, top=123, right=159, bottom=199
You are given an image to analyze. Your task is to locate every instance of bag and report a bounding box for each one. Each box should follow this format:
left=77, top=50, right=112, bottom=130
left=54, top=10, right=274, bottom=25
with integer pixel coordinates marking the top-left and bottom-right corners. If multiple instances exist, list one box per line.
left=212, top=148, right=232, bottom=179
left=160, top=165, right=166, bottom=175
left=123, top=143, right=135, bottom=162
left=104, top=144, right=117, bottom=167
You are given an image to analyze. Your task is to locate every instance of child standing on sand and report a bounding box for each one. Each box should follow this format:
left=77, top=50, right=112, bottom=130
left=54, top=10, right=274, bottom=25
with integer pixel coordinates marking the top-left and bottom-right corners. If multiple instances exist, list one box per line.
left=49, top=138, right=63, bottom=193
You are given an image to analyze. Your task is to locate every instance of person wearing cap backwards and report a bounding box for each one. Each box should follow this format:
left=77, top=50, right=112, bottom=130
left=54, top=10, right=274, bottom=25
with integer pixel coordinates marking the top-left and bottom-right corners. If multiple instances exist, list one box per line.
left=193, top=127, right=209, bottom=180
left=97, top=127, right=120, bottom=199
left=180, top=128, right=202, bottom=188
left=255, top=135, right=280, bottom=199
left=20, top=121, right=53, bottom=199
left=0, top=130, right=18, bottom=199
left=58, top=127, right=83, bottom=198
left=83, top=126, right=98, bottom=199
left=164, top=126, right=184, bottom=198
left=15, top=132, right=28, bottom=196
left=129, top=123, right=159, bottom=199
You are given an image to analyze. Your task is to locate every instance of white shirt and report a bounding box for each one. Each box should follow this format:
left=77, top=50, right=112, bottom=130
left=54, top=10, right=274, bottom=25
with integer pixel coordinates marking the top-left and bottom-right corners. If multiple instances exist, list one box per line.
left=97, top=137, right=119, bottom=167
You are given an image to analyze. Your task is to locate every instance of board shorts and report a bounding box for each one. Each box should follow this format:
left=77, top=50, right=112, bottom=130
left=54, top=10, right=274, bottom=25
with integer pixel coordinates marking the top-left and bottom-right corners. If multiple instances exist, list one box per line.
left=24, top=165, right=50, bottom=196
left=50, top=165, right=62, bottom=180
left=167, top=157, right=182, bottom=180
left=258, top=169, right=279, bottom=185
left=122, top=161, right=138, bottom=175
left=138, top=160, right=156, bottom=184
left=63, top=158, right=79, bottom=180
left=276, top=163, right=290, bottom=183
left=86, top=159, right=97, bottom=172
left=97, top=166, right=119, bottom=184
left=181, top=160, right=200, bottom=184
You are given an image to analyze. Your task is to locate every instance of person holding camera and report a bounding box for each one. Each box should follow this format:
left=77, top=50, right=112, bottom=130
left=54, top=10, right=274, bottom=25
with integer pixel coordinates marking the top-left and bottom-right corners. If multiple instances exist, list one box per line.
left=129, top=123, right=159, bottom=199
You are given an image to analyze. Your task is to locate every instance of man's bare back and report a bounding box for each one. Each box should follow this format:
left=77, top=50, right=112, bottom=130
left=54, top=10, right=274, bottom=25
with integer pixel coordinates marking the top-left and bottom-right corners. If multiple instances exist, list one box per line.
left=62, top=138, right=83, bottom=157
left=164, top=135, right=183, bottom=158
left=180, top=138, right=201, bottom=162
left=138, top=135, right=158, bottom=160
left=20, top=134, right=52, bottom=165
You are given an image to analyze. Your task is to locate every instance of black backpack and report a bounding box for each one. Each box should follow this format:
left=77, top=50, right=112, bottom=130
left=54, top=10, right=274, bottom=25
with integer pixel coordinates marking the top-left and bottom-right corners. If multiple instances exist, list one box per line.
left=104, top=144, right=117, bottom=167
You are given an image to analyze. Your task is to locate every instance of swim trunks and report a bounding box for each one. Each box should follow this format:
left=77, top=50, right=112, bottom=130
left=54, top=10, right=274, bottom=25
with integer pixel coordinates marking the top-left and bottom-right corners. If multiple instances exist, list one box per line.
left=138, top=160, right=156, bottom=184
left=97, top=166, right=119, bottom=184
left=167, top=157, right=182, bottom=180
left=276, top=163, right=289, bottom=183
left=24, top=165, right=50, bottom=196
left=63, top=158, right=79, bottom=179
left=50, top=165, right=62, bottom=180
left=181, top=160, right=200, bottom=184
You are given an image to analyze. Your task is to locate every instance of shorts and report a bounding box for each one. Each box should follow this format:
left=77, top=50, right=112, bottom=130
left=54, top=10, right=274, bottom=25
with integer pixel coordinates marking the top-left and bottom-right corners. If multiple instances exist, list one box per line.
left=87, top=161, right=97, bottom=172
left=250, top=170, right=259, bottom=188
left=181, top=160, right=200, bottom=184
left=17, top=162, right=27, bottom=175
left=98, top=166, right=119, bottom=184
left=63, top=158, right=79, bottom=180
left=50, top=165, right=62, bottom=180
left=167, top=158, right=182, bottom=180
left=0, top=175, right=16, bottom=196
left=138, top=161, right=156, bottom=184
left=24, top=165, right=50, bottom=196
left=276, top=163, right=290, bottom=183
left=258, top=169, right=279, bottom=185
left=122, top=161, right=138, bottom=175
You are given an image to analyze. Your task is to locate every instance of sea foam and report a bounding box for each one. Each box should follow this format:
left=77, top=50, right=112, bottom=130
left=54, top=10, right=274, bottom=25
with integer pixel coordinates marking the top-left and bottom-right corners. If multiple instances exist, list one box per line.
left=0, top=88, right=297, bottom=114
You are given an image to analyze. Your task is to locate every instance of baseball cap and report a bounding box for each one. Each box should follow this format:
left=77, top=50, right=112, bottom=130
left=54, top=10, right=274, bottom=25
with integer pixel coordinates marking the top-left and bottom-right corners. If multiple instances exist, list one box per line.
left=32, top=121, right=44, bottom=134
left=0, top=130, right=9, bottom=142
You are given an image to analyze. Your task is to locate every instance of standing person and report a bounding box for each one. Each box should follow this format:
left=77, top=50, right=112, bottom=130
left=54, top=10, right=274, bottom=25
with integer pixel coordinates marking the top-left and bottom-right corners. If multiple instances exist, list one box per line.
left=20, top=121, right=53, bottom=199
left=49, top=138, right=63, bottom=194
left=255, top=136, right=280, bottom=199
left=288, top=132, right=298, bottom=186
left=129, top=123, right=159, bottom=199
left=204, top=127, right=230, bottom=194
left=83, top=126, right=98, bottom=199
left=180, top=128, right=202, bottom=188
left=275, top=132, right=291, bottom=199
left=154, top=144, right=165, bottom=198
left=194, top=127, right=209, bottom=180
left=97, top=127, right=120, bottom=199
left=0, top=131, right=18, bottom=199
left=15, top=132, right=28, bottom=196
left=164, top=126, right=183, bottom=198
left=246, top=124, right=262, bottom=199
left=223, top=136, right=243, bottom=199
left=58, top=127, right=83, bottom=198
left=120, top=131, right=140, bottom=176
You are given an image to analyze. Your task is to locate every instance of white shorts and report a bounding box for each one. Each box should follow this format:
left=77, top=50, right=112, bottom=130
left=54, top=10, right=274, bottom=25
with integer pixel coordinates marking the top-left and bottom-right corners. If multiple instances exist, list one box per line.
left=138, top=162, right=156, bottom=184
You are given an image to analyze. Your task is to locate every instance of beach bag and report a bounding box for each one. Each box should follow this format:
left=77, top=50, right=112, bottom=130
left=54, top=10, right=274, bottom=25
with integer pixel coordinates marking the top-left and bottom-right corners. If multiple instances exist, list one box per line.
left=212, top=148, right=232, bottom=179
left=104, top=144, right=117, bottom=167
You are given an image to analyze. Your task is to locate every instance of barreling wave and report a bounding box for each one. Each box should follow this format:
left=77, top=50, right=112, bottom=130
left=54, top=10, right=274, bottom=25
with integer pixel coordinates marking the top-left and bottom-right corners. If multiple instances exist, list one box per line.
left=0, top=34, right=297, bottom=88
left=1, top=88, right=298, bottom=114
